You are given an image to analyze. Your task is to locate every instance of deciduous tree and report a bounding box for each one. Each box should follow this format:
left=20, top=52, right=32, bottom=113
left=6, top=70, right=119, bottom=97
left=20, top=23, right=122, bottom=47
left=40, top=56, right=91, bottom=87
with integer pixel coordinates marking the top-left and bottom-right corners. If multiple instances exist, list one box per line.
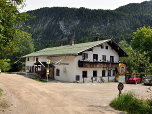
left=0, top=0, right=31, bottom=71
left=0, top=0, right=30, bottom=59
left=131, top=26, right=152, bottom=63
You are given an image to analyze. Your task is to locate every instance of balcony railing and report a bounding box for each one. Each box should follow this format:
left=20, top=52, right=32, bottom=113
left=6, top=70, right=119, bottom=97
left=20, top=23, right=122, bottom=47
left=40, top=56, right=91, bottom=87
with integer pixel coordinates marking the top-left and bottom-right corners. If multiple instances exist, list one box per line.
left=78, top=60, right=119, bottom=68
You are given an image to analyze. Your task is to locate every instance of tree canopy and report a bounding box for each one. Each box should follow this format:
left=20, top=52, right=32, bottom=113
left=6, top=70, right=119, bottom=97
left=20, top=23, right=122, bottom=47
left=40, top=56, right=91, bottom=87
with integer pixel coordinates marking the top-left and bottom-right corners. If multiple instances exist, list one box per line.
left=131, top=26, right=152, bottom=63
left=0, top=0, right=33, bottom=71
left=119, top=39, right=152, bottom=75
left=0, top=0, right=30, bottom=59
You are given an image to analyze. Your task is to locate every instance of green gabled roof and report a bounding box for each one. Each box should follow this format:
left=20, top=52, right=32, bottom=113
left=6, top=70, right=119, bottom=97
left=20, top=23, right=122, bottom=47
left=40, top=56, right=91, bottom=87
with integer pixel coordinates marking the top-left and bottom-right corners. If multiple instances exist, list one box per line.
left=22, top=39, right=110, bottom=58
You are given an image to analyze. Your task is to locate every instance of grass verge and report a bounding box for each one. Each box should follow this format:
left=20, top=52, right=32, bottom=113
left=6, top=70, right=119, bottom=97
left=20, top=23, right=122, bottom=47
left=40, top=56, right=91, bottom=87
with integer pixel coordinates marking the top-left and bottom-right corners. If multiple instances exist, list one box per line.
left=31, top=78, right=49, bottom=83
left=72, top=81, right=84, bottom=83
left=2, top=72, right=8, bottom=74
left=110, top=91, right=152, bottom=114
left=104, top=81, right=117, bottom=83
left=0, top=88, right=7, bottom=112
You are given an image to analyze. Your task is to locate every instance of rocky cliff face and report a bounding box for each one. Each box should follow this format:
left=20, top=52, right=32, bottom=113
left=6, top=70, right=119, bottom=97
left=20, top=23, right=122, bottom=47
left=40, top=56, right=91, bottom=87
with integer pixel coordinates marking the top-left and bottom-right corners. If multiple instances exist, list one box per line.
left=24, top=1, right=152, bottom=50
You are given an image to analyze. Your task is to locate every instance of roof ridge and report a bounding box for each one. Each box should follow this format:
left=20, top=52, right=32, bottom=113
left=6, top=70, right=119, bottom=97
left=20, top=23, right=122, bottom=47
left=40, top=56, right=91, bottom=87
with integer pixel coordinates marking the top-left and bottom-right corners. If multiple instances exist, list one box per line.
left=22, top=39, right=117, bottom=58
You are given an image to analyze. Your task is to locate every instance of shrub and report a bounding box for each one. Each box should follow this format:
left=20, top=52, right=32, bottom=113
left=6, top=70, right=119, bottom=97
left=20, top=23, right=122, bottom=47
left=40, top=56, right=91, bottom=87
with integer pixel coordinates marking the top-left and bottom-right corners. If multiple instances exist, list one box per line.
left=110, top=91, right=152, bottom=114
left=0, top=59, right=11, bottom=72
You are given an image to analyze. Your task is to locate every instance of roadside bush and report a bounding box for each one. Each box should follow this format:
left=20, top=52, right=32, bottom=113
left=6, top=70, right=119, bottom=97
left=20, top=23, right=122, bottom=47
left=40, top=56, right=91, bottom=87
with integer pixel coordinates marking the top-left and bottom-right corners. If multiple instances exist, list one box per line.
left=110, top=91, right=152, bottom=114
left=0, top=59, right=11, bottom=72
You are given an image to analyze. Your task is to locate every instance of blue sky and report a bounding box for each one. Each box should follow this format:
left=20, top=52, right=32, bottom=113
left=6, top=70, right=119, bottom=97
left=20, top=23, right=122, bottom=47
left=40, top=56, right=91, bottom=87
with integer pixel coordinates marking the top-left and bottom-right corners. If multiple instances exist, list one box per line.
left=21, top=0, right=150, bottom=12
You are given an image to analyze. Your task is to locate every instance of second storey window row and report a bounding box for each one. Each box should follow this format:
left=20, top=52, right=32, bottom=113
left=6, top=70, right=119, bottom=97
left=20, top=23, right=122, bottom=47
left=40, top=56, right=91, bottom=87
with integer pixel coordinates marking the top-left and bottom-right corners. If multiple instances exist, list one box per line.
left=82, top=53, right=115, bottom=63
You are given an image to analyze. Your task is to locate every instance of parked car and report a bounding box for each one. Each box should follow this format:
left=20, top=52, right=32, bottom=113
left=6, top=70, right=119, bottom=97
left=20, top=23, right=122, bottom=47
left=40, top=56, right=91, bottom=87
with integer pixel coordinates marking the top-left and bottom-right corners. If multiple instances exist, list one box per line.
left=144, top=75, right=152, bottom=85
left=126, top=74, right=141, bottom=84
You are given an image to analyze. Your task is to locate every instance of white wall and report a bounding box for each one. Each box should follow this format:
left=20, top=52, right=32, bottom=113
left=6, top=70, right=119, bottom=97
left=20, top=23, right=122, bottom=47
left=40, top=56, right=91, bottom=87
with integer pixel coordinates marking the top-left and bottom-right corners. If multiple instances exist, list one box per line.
left=25, top=42, right=119, bottom=82
left=38, top=56, right=48, bottom=62
left=25, top=56, right=75, bottom=82
left=82, top=43, right=119, bottom=62
left=48, top=56, right=75, bottom=82
left=25, top=56, right=47, bottom=72
left=73, top=42, right=118, bottom=82
left=26, top=56, right=48, bottom=66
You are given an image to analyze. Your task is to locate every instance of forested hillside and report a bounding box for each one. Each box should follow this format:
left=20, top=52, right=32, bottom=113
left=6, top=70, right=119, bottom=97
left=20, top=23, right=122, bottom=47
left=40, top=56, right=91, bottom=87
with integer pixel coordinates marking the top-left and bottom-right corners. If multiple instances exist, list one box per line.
left=24, top=1, right=152, bottom=51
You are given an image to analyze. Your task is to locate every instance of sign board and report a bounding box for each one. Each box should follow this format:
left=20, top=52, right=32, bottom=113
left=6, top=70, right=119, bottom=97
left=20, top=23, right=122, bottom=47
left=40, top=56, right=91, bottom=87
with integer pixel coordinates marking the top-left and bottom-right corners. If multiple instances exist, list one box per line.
left=47, top=69, right=49, bottom=75
left=47, top=69, right=49, bottom=73
left=118, top=83, right=124, bottom=91
left=47, top=59, right=50, bottom=64
left=118, top=64, right=126, bottom=75
left=118, top=75, right=125, bottom=83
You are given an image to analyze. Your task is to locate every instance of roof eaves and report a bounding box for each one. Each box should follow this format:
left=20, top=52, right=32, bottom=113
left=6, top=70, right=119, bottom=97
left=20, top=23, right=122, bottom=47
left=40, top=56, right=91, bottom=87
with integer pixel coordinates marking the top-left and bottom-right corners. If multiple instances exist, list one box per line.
left=108, top=39, right=128, bottom=57
left=77, top=39, right=110, bottom=54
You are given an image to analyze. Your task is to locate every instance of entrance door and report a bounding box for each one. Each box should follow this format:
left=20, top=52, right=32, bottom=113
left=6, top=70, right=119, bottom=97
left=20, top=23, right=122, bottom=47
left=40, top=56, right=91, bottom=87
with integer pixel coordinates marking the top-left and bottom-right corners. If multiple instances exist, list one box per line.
left=102, top=70, right=106, bottom=77
left=50, top=68, right=54, bottom=79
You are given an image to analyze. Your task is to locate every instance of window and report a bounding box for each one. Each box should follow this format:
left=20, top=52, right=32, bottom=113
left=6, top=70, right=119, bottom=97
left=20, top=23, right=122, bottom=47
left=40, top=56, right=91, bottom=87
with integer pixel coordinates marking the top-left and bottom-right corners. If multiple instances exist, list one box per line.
left=76, top=75, right=80, bottom=81
left=113, top=70, right=116, bottom=76
left=56, top=69, right=60, bottom=76
left=93, top=54, right=98, bottom=60
left=102, top=70, right=106, bottom=77
left=106, top=46, right=108, bottom=49
left=26, top=66, right=29, bottom=70
left=82, top=71, right=87, bottom=78
left=82, top=53, right=88, bottom=60
left=110, top=56, right=114, bottom=63
left=102, top=55, right=106, bottom=61
left=93, top=71, right=97, bottom=77
left=27, top=57, right=29, bottom=61
left=101, top=45, right=104, bottom=49
left=108, top=70, right=111, bottom=76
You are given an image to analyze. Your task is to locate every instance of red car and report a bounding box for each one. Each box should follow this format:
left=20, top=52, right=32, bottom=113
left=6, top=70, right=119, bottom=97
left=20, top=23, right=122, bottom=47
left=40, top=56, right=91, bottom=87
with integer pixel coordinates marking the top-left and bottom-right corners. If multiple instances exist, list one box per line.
left=126, top=74, right=141, bottom=84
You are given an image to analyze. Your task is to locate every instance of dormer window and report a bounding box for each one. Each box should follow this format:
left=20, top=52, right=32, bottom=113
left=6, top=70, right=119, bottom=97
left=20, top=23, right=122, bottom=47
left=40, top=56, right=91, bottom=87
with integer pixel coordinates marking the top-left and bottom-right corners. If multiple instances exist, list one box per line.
left=82, top=53, right=88, bottom=60
left=106, top=46, right=108, bottom=49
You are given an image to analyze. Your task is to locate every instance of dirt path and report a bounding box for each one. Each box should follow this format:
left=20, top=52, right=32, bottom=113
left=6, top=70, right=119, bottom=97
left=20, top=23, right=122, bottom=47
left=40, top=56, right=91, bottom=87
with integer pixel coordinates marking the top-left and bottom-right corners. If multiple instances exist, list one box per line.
left=0, top=73, right=151, bottom=114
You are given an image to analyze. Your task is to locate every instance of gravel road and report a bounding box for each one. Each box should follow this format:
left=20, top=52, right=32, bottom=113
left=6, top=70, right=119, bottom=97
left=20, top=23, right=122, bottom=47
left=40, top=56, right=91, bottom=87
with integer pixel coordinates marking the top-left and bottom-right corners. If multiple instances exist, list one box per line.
left=0, top=73, right=151, bottom=114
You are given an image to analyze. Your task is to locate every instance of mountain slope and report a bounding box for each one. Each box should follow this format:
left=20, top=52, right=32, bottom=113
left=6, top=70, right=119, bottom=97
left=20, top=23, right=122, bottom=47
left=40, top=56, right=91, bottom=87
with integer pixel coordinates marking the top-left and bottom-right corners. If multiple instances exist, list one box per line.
left=24, top=1, right=152, bottom=51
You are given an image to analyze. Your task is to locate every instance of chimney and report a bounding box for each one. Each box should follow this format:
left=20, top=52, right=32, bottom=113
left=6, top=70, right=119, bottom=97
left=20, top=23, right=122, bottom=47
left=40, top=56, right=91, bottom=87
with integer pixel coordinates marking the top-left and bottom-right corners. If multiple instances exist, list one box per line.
left=96, top=37, right=99, bottom=41
left=71, top=39, right=74, bottom=45
left=60, top=42, right=63, bottom=46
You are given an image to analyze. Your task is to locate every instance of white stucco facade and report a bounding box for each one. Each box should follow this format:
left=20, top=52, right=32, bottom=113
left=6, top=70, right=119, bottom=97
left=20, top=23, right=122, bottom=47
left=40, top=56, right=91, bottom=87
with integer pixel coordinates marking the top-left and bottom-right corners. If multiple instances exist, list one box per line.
left=74, top=43, right=119, bottom=82
left=25, top=42, right=120, bottom=82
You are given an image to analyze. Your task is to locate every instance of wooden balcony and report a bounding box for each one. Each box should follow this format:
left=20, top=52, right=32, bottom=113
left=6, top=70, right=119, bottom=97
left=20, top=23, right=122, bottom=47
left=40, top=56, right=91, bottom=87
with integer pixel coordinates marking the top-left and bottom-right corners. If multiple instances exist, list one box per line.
left=78, top=60, right=119, bottom=68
